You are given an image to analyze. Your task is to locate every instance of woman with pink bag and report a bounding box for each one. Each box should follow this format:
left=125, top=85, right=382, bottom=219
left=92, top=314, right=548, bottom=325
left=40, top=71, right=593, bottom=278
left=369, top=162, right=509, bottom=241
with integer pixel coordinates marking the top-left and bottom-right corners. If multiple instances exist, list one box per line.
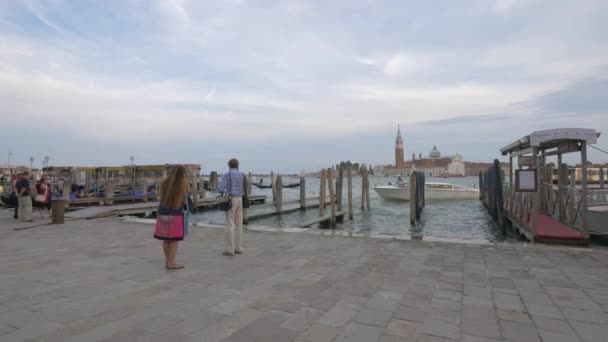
left=154, top=165, right=190, bottom=270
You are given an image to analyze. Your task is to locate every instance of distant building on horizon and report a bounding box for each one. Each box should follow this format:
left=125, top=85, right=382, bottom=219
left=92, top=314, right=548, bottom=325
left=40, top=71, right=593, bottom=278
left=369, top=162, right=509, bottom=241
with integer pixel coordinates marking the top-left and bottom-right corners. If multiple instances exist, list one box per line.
left=376, top=125, right=509, bottom=177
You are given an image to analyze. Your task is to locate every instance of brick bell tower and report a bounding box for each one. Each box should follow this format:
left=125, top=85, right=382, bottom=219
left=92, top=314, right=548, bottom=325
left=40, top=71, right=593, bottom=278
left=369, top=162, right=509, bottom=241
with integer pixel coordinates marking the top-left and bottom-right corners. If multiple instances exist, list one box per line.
left=395, top=125, right=405, bottom=168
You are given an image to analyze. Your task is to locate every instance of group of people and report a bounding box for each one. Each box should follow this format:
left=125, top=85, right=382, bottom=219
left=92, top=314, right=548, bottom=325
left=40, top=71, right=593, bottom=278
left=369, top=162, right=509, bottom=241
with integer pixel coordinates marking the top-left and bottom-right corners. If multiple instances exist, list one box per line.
left=154, top=158, right=246, bottom=270
left=11, top=172, right=52, bottom=222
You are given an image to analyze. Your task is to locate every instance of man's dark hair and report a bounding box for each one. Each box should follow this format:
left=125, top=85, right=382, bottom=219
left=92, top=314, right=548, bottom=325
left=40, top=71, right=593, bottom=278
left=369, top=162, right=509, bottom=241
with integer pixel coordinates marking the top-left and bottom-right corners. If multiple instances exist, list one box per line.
left=228, top=158, right=239, bottom=169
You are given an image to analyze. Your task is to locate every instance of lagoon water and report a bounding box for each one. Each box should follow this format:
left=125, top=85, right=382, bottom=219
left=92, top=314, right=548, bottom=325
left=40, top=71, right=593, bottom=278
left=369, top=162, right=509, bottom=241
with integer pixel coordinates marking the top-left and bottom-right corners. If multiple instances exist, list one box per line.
left=193, top=176, right=520, bottom=243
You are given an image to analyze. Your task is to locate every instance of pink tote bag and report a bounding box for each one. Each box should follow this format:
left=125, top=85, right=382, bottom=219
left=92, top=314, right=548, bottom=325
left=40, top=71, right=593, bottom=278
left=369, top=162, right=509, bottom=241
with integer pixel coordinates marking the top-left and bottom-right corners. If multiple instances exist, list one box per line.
left=154, top=213, right=185, bottom=240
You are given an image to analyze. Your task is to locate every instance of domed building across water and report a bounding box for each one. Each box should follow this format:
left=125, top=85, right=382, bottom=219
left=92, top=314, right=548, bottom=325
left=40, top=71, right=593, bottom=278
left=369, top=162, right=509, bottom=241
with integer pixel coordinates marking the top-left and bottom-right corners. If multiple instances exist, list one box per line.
left=377, top=125, right=467, bottom=177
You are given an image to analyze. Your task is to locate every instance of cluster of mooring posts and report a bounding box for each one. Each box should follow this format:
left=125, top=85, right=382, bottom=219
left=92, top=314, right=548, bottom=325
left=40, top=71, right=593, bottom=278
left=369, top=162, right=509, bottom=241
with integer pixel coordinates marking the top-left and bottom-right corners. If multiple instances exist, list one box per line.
left=479, top=159, right=506, bottom=232
left=246, top=164, right=371, bottom=228
left=54, top=165, right=374, bottom=230
left=482, top=128, right=604, bottom=245
left=409, top=171, right=426, bottom=225
left=41, top=164, right=210, bottom=209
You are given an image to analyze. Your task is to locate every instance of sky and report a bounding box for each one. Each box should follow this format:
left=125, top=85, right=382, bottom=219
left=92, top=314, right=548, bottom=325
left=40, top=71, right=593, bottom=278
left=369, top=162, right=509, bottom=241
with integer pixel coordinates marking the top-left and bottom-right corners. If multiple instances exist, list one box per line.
left=1, top=0, right=607, bottom=173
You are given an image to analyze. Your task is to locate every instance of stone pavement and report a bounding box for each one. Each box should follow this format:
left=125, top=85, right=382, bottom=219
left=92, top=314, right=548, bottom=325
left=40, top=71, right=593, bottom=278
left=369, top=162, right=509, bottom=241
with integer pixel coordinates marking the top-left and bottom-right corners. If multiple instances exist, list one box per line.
left=1, top=216, right=608, bottom=342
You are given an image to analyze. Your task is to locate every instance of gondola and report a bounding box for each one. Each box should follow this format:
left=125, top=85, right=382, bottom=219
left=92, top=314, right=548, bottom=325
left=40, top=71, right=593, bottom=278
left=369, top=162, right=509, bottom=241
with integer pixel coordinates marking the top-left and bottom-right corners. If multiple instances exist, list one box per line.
left=252, top=182, right=300, bottom=189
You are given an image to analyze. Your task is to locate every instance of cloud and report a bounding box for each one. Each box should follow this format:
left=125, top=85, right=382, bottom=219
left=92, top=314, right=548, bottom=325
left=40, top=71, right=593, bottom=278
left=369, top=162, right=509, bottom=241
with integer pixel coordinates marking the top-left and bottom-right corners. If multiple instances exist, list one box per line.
left=23, top=0, right=64, bottom=32
left=1, top=0, right=608, bottom=170
left=528, top=78, right=608, bottom=115
left=383, top=53, right=428, bottom=77
left=494, top=0, right=520, bottom=13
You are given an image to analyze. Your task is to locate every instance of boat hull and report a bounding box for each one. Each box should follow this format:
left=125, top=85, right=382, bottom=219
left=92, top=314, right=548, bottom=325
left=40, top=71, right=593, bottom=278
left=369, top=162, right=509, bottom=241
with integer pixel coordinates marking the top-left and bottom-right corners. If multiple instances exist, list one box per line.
left=588, top=205, right=608, bottom=237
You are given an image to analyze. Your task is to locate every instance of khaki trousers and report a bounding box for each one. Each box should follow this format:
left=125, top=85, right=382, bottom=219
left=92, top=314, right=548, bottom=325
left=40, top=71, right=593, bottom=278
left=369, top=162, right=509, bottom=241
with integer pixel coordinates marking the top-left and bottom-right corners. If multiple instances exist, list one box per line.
left=18, top=196, right=32, bottom=222
left=225, top=197, right=243, bottom=253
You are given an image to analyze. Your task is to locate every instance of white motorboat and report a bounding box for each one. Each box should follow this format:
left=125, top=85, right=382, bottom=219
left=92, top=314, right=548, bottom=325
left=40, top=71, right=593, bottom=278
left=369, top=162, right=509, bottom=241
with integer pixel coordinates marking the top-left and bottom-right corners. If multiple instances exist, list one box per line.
left=373, top=182, right=479, bottom=201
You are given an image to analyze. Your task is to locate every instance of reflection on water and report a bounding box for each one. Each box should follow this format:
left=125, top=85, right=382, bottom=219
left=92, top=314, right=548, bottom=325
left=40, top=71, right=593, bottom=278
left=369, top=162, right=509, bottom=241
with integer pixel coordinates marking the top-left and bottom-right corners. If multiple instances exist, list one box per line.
left=193, top=176, right=521, bottom=243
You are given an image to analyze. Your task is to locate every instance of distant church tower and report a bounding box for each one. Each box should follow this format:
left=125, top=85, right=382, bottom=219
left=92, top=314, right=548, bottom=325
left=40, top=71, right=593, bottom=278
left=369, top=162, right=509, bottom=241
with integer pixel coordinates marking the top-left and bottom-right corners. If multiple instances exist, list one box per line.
left=395, top=125, right=405, bottom=168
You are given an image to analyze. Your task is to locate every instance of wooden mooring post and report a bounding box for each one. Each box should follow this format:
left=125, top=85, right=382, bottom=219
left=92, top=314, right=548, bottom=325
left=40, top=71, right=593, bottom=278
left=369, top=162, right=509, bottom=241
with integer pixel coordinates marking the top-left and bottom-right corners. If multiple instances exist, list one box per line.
left=409, top=171, right=426, bottom=224
left=336, top=167, right=343, bottom=211
left=319, top=169, right=326, bottom=215
left=479, top=159, right=505, bottom=231
left=327, top=168, right=337, bottom=227
left=347, top=166, right=353, bottom=220
left=300, top=176, right=306, bottom=209
left=409, top=173, right=417, bottom=225
left=275, top=175, right=283, bottom=214
left=104, top=181, right=114, bottom=206
left=271, top=171, right=277, bottom=203
left=360, top=164, right=370, bottom=211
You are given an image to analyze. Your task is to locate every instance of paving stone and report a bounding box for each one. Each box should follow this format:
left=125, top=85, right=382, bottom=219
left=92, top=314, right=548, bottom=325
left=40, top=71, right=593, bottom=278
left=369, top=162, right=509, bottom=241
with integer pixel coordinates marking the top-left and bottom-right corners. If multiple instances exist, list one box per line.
left=532, top=316, right=576, bottom=334
left=427, top=310, right=460, bottom=326
left=272, top=300, right=303, bottom=313
left=462, top=335, right=503, bottom=342
left=538, top=328, right=582, bottom=342
left=378, top=335, right=410, bottom=342
left=524, top=303, right=564, bottom=319
left=496, top=309, right=531, bottom=323
left=462, top=307, right=496, bottom=323
left=354, top=308, right=393, bottom=327
left=401, top=293, right=432, bottom=310
left=546, top=286, right=604, bottom=311
left=462, top=318, right=501, bottom=339
left=436, top=282, right=463, bottom=292
left=433, top=290, right=462, bottom=302
left=334, top=323, right=384, bottom=342
left=570, top=321, right=608, bottom=342
left=463, top=286, right=492, bottom=299
left=561, top=307, right=608, bottom=324
left=513, top=279, right=544, bottom=293
left=462, top=296, right=493, bottom=309
left=384, top=319, right=422, bottom=339
left=318, top=305, right=357, bottom=328
left=0, top=323, right=17, bottom=335
left=493, top=293, right=525, bottom=312
left=394, top=305, right=427, bottom=323
left=499, top=320, right=541, bottom=342
left=367, top=293, right=401, bottom=312
left=299, top=323, right=338, bottom=342
left=430, top=298, right=461, bottom=312
left=421, top=319, right=460, bottom=340
left=416, top=334, right=458, bottom=341
left=281, top=307, right=324, bottom=332
left=489, top=277, right=516, bottom=290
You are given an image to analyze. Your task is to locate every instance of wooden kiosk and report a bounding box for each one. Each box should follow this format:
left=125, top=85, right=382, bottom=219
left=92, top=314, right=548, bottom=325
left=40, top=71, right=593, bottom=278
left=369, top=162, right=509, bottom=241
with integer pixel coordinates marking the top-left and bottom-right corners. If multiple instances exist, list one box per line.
left=500, top=128, right=600, bottom=245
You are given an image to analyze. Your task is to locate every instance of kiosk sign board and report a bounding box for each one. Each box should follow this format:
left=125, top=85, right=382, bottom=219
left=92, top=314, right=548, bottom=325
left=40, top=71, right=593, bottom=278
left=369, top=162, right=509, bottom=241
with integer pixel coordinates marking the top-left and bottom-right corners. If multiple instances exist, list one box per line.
left=515, top=169, right=537, bottom=192
left=518, top=156, right=536, bottom=167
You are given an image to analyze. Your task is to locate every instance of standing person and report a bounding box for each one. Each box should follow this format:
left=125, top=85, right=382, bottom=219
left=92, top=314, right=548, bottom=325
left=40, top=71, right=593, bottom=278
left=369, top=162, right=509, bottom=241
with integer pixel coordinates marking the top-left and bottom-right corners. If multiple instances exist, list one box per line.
left=219, top=158, right=245, bottom=256
left=17, top=171, right=33, bottom=222
left=35, top=177, right=52, bottom=218
left=12, top=173, right=22, bottom=219
left=154, top=165, right=189, bottom=270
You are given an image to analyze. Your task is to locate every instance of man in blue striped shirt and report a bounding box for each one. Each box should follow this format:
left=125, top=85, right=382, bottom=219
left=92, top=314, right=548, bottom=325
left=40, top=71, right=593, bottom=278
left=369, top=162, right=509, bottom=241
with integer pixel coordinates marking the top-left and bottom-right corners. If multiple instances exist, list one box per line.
left=219, top=158, right=245, bottom=256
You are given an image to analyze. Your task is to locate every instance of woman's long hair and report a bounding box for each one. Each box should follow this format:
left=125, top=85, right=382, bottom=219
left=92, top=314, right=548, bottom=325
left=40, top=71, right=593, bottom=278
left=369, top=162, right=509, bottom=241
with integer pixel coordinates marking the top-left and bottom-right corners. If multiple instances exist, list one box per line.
left=159, top=165, right=187, bottom=209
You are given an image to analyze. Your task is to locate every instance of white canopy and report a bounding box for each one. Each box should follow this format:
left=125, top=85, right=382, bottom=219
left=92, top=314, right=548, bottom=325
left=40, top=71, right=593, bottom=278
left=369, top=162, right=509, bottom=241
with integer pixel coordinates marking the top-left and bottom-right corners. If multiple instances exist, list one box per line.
left=500, top=128, right=600, bottom=155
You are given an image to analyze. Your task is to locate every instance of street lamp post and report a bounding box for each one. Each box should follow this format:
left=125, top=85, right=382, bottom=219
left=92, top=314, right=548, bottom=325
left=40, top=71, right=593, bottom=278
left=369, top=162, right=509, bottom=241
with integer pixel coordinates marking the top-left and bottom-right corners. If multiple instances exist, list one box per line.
left=130, top=156, right=135, bottom=195
left=30, top=157, right=35, bottom=182
left=8, top=152, right=13, bottom=182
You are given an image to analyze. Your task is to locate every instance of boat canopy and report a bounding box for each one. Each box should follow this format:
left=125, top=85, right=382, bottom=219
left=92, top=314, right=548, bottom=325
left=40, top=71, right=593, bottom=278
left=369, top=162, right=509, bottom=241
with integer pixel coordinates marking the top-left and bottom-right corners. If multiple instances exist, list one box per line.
left=500, top=128, right=600, bottom=156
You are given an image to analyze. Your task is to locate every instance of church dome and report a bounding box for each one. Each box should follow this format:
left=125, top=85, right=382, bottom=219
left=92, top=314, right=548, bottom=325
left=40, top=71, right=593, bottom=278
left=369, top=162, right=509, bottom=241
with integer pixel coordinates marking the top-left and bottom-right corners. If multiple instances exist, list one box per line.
left=429, top=145, right=441, bottom=159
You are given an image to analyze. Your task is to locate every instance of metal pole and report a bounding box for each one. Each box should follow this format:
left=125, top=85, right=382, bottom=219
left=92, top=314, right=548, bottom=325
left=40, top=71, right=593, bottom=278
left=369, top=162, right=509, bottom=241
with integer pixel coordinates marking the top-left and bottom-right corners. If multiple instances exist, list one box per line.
left=581, top=142, right=588, bottom=237
left=8, top=152, right=12, bottom=182
left=130, top=156, right=134, bottom=196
